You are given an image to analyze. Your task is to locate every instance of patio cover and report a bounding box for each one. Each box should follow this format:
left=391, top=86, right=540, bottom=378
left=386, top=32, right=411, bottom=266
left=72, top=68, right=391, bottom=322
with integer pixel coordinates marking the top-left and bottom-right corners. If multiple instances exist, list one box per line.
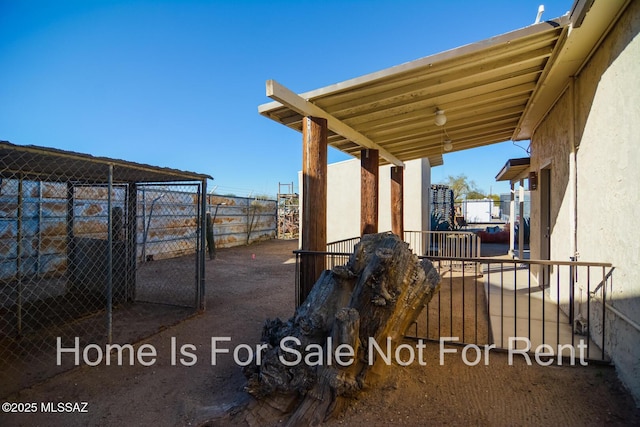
left=259, top=0, right=629, bottom=167
left=496, top=157, right=531, bottom=183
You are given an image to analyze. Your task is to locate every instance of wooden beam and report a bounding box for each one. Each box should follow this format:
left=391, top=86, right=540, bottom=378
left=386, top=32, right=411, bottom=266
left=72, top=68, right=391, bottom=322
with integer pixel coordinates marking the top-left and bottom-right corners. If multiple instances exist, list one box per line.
left=300, top=116, right=328, bottom=305
left=391, top=166, right=404, bottom=237
left=361, top=149, right=379, bottom=236
left=266, top=80, right=404, bottom=167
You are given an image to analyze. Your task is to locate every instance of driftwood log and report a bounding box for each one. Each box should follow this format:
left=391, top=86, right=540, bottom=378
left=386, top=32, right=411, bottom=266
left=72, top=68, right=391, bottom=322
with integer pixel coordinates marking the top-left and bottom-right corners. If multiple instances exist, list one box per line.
left=222, top=232, right=441, bottom=426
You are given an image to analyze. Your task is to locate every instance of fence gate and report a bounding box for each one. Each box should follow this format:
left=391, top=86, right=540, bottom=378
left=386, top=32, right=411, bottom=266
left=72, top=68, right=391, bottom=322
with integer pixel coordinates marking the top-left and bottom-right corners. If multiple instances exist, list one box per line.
left=136, top=184, right=204, bottom=307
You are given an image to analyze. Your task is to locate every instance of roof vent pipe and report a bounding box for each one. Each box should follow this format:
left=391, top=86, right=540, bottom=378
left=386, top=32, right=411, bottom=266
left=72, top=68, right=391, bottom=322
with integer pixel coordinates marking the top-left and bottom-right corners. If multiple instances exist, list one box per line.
left=534, top=4, right=544, bottom=24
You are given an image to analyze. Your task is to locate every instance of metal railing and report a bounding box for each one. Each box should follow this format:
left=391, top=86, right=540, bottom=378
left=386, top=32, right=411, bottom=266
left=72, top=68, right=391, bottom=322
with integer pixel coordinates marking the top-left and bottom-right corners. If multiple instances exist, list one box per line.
left=403, top=230, right=481, bottom=258
left=294, top=250, right=613, bottom=363
left=294, top=250, right=351, bottom=307
left=326, top=236, right=361, bottom=254
left=327, top=231, right=481, bottom=259
left=421, top=256, right=612, bottom=362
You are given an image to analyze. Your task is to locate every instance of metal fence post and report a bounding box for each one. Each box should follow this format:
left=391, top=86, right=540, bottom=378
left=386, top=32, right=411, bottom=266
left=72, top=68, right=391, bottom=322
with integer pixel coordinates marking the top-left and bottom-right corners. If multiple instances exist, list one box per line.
left=196, top=179, right=207, bottom=310
left=569, top=257, right=576, bottom=326
left=107, top=164, right=113, bottom=344
left=16, top=175, right=23, bottom=336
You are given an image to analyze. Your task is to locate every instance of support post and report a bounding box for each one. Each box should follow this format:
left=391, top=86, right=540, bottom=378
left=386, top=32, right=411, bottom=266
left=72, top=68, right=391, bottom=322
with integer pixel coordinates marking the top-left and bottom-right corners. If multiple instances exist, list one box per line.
left=509, top=182, right=515, bottom=257
left=198, top=179, right=207, bottom=310
left=300, top=116, right=327, bottom=305
left=195, top=184, right=202, bottom=309
left=361, top=149, right=379, bottom=236
left=390, top=166, right=404, bottom=237
left=16, top=176, right=23, bottom=336
left=569, top=77, right=578, bottom=260
left=518, top=178, right=525, bottom=260
left=107, top=164, right=113, bottom=344
left=66, top=182, right=75, bottom=285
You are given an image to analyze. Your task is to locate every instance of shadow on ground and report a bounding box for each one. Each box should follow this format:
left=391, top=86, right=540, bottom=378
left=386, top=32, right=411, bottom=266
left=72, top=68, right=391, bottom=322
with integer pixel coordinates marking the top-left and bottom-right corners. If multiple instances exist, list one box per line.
left=1, top=238, right=638, bottom=426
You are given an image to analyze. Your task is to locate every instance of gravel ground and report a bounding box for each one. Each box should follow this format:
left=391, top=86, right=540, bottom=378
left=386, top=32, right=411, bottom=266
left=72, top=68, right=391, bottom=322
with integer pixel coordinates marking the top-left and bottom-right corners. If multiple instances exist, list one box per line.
left=1, top=239, right=639, bottom=426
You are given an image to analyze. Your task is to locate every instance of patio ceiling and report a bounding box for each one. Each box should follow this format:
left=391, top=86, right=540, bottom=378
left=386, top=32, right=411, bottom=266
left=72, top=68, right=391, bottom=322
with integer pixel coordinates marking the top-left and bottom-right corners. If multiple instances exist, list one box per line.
left=258, top=0, right=629, bottom=167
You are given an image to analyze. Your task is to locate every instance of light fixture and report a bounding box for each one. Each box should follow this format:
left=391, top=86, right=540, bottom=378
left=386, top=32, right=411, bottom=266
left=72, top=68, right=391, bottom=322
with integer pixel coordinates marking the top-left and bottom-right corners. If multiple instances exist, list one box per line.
left=443, top=139, right=453, bottom=152
left=434, top=108, right=447, bottom=126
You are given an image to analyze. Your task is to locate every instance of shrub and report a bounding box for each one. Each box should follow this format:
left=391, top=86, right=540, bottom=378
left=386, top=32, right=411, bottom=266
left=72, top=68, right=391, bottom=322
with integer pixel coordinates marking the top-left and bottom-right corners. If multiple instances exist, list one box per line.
left=430, top=211, right=451, bottom=231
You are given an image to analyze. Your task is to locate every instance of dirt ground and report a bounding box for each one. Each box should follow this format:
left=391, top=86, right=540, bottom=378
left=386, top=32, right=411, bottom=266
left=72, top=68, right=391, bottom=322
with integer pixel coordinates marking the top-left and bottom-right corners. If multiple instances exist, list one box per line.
left=2, top=239, right=639, bottom=426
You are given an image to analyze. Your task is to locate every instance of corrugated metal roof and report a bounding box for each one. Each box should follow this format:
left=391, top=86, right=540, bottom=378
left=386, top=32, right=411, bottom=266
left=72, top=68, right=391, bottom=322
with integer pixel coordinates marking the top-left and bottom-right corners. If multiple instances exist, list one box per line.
left=259, top=16, right=570, bottom=166
left=0, top=141, right=212, bottom=184
left=258, top=0, right=630, bottom=167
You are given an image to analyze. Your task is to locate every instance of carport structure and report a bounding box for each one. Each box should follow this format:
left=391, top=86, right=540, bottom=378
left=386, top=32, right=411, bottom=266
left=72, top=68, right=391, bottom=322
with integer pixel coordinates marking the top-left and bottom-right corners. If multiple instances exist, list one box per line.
left=258, top=0, right=618, bottom=301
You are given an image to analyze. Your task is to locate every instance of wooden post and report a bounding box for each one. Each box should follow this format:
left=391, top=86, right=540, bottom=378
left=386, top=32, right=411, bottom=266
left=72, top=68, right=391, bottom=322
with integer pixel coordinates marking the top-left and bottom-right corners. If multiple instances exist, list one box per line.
left=391, top=166, right=404, bottom=237
left=360, top=149, right=379, bottom=235
left=300, top=116, right=327, bottom=305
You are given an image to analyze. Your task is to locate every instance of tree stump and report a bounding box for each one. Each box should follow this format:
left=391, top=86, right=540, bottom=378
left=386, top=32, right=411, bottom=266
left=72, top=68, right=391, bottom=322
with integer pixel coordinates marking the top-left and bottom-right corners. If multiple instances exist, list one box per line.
left=226, top=232, right=440, bottom=426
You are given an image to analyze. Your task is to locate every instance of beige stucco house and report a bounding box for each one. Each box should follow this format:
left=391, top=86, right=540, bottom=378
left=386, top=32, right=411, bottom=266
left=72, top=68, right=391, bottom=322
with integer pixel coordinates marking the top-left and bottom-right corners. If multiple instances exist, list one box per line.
left=528, top=0, right=640, bottom=402
left=261, top=0, right=639, bottom=403
left=497, top=0, right=639, bottom=401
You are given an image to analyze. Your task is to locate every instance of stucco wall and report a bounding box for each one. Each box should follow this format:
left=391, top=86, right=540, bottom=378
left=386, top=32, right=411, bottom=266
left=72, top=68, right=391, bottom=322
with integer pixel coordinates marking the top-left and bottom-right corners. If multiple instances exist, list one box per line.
left=575, top=0, right=640, bottom=401
left=327, top=157, right=432, bottom=243
left=377, top=158, right=431, bottom=236
left=325, top=159, right=361, bottom=243
left=404, top=158, right=432, bottom=234
left=529, top=89, right=574, bottom=266
left=299, top=157, right=432, bottom=245
left=530, top=1, right=640, bottom=402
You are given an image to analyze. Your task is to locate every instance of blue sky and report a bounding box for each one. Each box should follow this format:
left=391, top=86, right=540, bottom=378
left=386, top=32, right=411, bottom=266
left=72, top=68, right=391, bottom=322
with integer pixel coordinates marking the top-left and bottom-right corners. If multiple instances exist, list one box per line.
left=0, top=0, right=570, bottom=198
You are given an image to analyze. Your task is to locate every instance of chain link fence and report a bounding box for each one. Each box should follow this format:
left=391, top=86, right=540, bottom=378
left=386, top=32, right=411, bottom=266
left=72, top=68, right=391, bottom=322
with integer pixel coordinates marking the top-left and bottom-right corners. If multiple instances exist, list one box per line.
left=0, top=141, right=209, bottom=397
